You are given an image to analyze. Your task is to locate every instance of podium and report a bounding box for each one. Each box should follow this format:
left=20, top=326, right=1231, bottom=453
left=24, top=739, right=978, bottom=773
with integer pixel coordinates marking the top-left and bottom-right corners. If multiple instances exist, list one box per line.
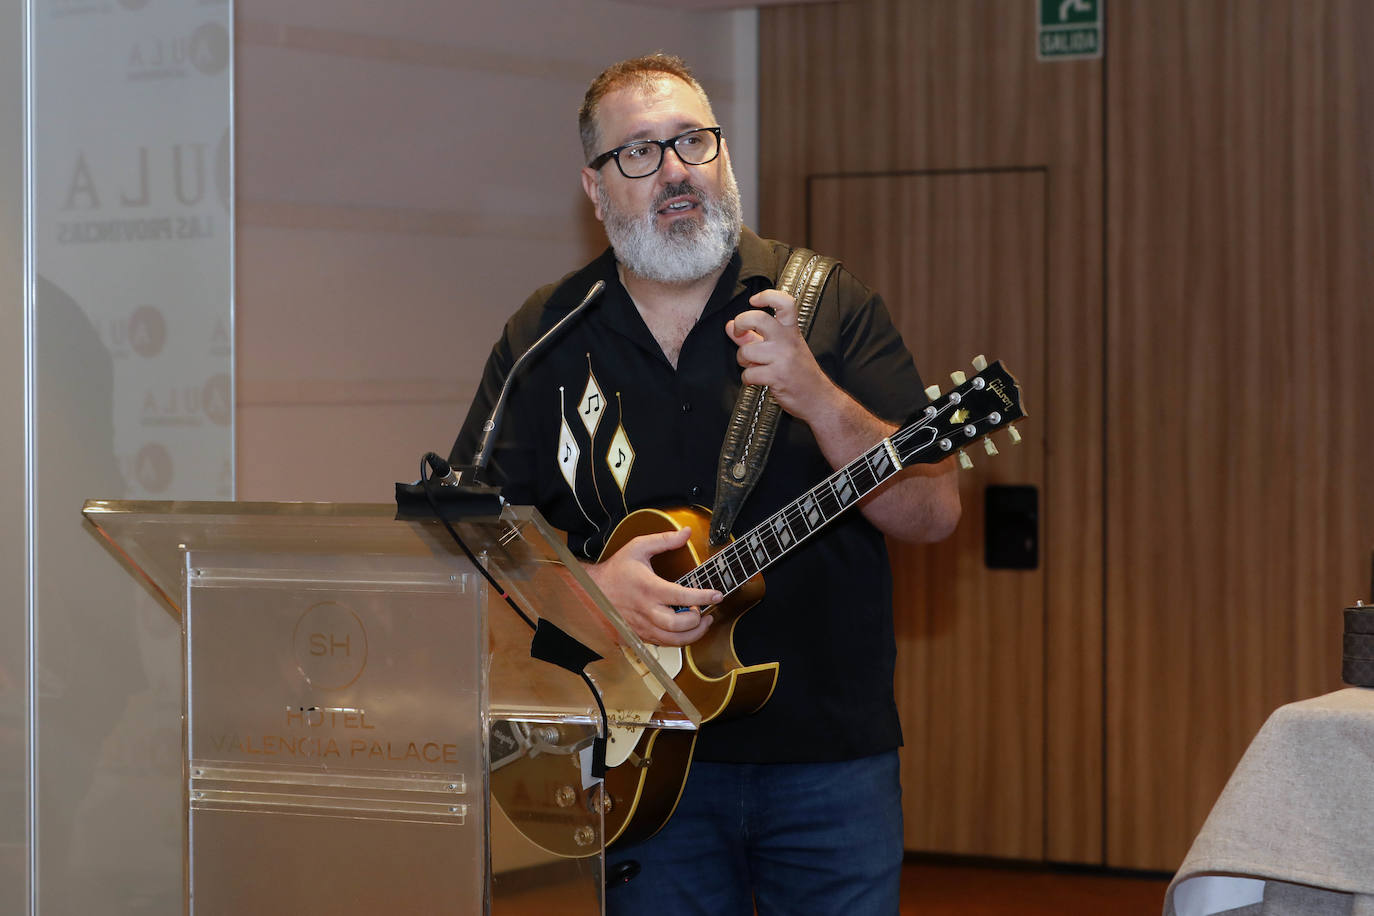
left=82, top=499, right=699, bottom=915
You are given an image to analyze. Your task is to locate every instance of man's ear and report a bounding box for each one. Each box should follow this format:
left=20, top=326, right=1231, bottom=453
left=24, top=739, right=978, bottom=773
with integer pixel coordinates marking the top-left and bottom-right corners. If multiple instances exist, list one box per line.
left=580, top=168, right=605, bottom=221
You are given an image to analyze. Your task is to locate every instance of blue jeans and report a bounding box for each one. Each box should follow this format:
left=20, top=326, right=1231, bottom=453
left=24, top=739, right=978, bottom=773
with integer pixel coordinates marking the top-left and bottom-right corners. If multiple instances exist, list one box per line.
left=605, top=751, right=903, bottom=916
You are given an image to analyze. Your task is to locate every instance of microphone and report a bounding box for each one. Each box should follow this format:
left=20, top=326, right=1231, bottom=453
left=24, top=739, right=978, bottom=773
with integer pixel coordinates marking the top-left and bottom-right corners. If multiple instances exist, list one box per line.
left=464, top=279, right=605, bottom=485
left=397, top=279, right=607, bottom=520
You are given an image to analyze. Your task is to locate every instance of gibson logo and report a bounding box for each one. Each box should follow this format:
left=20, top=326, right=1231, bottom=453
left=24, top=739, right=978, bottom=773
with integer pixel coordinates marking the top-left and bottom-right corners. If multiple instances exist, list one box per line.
left=988, top=378, right=1015, bottom=411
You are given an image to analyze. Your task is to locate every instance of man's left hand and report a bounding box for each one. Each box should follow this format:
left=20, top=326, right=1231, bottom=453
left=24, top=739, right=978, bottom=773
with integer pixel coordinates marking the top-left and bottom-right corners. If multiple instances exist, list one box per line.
left=726, top=289, right=837, bottom=423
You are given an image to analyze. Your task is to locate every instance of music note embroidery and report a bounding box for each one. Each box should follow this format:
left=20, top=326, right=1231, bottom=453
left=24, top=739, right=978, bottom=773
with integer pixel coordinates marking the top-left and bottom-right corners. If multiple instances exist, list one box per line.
left=578, top=369, right=604, bottom=438
left=555, top=385, right=596, bottom=531
left=607, top=410, right=635, bottom=497
left=556, top=393, right=581, bottom=491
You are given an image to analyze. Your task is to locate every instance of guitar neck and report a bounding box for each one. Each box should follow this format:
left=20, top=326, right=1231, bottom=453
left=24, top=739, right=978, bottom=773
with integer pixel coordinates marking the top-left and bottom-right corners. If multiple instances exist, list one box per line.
left=678, top=438, right=902, bottom=598
left=675, top=358, right=1024, bottom=598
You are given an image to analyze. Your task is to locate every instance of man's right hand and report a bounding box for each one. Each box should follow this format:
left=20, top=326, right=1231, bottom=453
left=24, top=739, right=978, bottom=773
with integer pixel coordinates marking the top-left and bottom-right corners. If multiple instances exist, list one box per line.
left=583, top=526, right=722, bottom=647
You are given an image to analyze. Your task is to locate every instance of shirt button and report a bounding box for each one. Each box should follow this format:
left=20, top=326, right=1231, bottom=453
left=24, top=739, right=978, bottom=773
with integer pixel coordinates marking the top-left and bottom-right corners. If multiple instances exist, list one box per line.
left=681, top=401, right=692, bottom=413
left=690, top=485, right=700, bottom=498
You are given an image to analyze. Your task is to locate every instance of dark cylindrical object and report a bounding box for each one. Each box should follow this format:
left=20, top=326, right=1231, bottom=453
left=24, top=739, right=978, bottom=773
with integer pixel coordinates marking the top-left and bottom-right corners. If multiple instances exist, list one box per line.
left=1342, top=605, right=1374, bottom=687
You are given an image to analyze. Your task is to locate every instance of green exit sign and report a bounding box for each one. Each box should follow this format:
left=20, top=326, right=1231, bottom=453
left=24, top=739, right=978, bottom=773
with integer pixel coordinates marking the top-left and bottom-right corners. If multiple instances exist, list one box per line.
left=1038, top=0, right=1103, bottom=60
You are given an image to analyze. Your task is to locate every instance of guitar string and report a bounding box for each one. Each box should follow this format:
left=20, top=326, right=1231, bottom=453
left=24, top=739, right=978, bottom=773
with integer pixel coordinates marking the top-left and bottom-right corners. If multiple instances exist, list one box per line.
left=684, top=407, right=964, bottom=594
left=694, top=403, right=1004, bottom=594
left=683, top=401, right=1002, bottom=594
left=678, top=400, right=1001, bottom=598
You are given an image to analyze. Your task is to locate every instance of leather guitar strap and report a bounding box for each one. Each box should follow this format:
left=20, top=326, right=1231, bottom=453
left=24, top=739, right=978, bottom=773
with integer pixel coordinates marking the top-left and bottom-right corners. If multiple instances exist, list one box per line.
left=708, top=247, right=840, bottom=546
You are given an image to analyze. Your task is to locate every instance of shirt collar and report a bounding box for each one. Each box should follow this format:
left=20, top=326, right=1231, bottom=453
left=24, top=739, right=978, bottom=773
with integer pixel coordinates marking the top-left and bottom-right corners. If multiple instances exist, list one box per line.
left=590, top=225, right=781, bottom=337
left=710, top=226, right=780, bottom=318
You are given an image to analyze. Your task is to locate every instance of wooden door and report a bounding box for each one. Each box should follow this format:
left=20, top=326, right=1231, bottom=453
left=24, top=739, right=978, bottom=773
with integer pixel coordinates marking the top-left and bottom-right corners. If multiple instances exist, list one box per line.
left=810, top=170, right=1047, bottom=858
left=762, top=0, right=1104, bottom=863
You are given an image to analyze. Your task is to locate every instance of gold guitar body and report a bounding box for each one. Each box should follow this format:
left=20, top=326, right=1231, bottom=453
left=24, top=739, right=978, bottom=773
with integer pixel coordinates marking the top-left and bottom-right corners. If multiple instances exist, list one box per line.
left=489, top=506, right=776, bottom=859
left=595, top=506, right=777, bottom=849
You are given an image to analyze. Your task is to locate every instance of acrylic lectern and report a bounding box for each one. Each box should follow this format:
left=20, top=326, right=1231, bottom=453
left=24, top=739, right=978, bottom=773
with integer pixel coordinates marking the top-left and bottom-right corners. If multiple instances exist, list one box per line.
left=82, top=500, right=699, bottom=916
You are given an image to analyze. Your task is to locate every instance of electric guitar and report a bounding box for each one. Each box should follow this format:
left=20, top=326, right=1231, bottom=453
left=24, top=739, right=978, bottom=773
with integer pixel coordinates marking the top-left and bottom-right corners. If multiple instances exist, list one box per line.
left=492, top=356, right=1026, bottom=856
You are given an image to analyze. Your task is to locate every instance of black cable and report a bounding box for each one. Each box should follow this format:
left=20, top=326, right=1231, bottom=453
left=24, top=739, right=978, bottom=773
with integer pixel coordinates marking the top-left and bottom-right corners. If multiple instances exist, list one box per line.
left=420, top=454, right=538, bottom=631
left=418, top=458, right=610, bottom=768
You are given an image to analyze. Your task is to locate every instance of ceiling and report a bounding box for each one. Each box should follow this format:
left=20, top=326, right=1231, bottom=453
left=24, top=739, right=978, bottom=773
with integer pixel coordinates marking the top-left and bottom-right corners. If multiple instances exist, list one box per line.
left=612, top=0, right=837, bottom=10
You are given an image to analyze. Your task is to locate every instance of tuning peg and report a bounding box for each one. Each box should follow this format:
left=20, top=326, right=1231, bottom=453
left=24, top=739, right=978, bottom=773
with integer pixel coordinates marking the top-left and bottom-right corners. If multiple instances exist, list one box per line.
left=924, top=384, right=941, bottom=400
left=957, top=449, right=973, bottom=471
left=983, top=439, right=999, bottom=457
left=950, top=370, right=967, bottom=386
left=1007, top=425, right=1022, bottom=445
left=972, top=354, right=988, bottom=371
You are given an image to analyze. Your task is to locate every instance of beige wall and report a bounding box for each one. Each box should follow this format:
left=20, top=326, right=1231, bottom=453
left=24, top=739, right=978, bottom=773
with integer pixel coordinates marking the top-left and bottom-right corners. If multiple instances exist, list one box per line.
left=235, top=0, right=759, bottom=501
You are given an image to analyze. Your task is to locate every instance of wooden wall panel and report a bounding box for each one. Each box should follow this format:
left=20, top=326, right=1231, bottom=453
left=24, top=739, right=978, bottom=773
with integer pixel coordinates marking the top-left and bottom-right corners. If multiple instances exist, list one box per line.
left=1106, top=0, right=1374, bottom=869
left=810, top=171, right=1046, bottom=857
left=761, top=0, right=1104, bottom=863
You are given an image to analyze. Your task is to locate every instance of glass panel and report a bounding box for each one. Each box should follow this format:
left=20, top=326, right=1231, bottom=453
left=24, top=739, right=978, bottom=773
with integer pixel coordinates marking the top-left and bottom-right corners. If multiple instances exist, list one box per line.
left=184, top=553, right=485, bottom=912
left=84, top=499, right=699, bottom=912
left=31, top=0, right=233, bottom=910
left=83, top=500, right=700, bottom=734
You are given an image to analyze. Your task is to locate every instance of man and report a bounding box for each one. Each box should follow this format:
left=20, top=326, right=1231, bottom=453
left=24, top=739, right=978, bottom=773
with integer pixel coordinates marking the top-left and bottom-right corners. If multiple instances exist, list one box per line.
left=452, top=54, right=960, bottom=915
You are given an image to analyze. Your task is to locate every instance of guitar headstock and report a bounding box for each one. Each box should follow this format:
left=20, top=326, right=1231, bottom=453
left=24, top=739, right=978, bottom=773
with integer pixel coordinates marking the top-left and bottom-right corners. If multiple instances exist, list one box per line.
left=895, top=355, right=1027, bottom=468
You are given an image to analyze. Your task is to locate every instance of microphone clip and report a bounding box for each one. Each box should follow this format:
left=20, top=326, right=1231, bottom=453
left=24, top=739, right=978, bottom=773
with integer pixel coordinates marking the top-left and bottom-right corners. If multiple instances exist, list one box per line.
left=394, top=453, right=503, bottom=521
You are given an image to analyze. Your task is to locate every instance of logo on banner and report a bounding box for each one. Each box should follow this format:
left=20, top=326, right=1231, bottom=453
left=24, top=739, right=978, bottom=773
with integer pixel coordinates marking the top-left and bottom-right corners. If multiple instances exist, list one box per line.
left=292, top=602, right=369, bottom=690
left=140, top=372, right=230, bottom=427
left=129, top=442, right=173, bottom=493
left=99, top=304, right=167, bottom=359
left=209, top=317, right=230, bottom=357
left=128, top=305, right=167, bottom=357
left=49, top=0, right=115, bottom=19
left=201, top=373, right=231, bottom=426
left=57, top=143, right=221, bottom=244
left=127, top=22, right=229, bottom=81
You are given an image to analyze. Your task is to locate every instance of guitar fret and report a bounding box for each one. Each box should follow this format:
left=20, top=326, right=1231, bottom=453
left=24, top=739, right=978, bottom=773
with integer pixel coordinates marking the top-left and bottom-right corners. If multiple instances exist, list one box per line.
left=831, top=469, right=857, bottom=507
left=727, top=544, right=756, bottom=581
left=816, top=485, right=842, bottom=521
left=770, top=513, right=793, bottom=551
left=866, top=445, right=892, bottom=481
left=677, top=420, right=959, bottom=596
left=746, top=530, right=771, bottom=568
left=714, top=555, right=736, bottom=590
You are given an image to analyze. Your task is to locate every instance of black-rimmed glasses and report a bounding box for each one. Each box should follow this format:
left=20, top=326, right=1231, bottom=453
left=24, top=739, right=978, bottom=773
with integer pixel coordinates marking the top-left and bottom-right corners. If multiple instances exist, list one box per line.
left=588, top=126, right=722, bottom=179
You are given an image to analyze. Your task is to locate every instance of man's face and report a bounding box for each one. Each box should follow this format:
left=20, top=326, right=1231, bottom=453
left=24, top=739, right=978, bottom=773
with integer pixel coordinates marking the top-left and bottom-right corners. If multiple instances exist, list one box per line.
left=580, top=75, right=741, bottom=285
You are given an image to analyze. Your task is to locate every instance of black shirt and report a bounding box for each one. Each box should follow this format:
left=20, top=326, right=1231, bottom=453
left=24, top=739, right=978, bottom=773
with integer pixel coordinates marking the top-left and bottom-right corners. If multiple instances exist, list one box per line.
left=451, top=227, right=927, bottom=763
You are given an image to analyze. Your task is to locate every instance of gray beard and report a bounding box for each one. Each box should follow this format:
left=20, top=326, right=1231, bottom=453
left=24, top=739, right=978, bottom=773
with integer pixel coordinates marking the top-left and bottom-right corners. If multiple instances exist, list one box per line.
left=598, top=166, right=743, bottom=285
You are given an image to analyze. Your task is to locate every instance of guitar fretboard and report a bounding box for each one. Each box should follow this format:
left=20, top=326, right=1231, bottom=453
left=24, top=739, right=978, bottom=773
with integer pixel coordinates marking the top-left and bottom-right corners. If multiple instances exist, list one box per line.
left=673, top=359, right=1021, bottom=599
left=678, top=439, right=903, bottom=597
